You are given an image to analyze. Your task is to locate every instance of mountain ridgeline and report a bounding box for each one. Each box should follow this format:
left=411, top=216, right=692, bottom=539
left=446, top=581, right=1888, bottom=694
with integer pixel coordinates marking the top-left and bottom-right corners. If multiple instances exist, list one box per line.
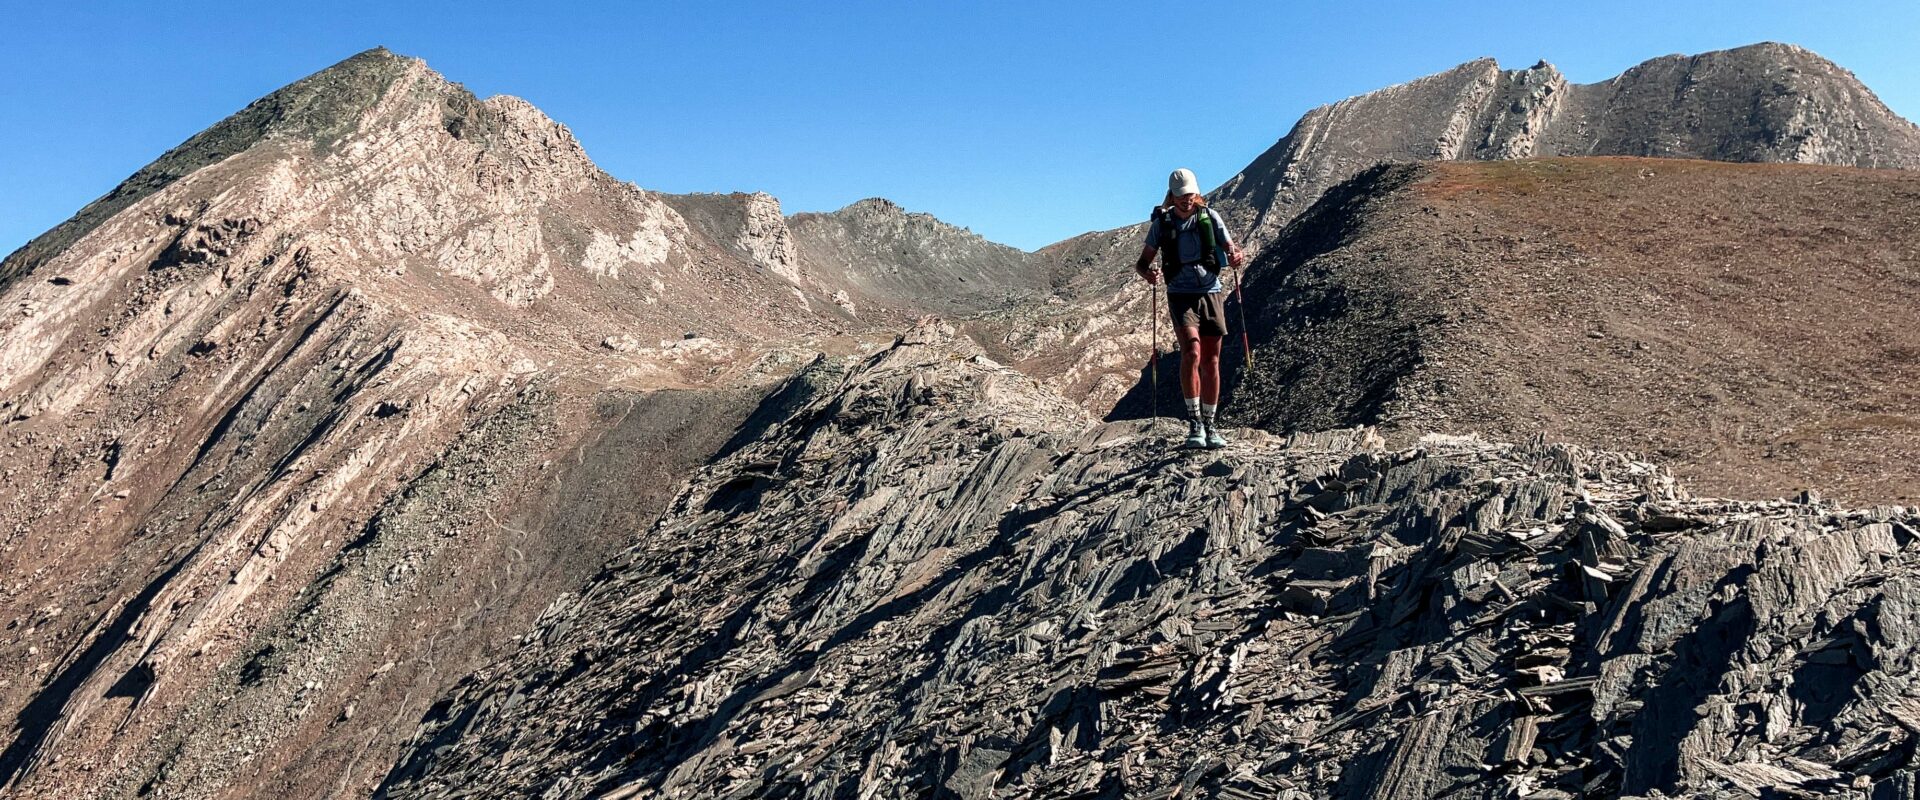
left=1212, top=41, right=1920, bottom=250
left=0, top=50, right=414, bottom=294
left=0, top=41, right=1917, bottom=800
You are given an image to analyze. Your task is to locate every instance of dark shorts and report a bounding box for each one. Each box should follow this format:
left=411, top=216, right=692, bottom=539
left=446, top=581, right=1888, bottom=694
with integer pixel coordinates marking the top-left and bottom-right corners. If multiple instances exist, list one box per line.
left=1167, top=291, right=1229, bottom=337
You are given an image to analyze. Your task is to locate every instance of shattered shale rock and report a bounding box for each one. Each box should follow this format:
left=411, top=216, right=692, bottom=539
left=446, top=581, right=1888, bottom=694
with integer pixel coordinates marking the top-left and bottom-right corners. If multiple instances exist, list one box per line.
left=380, top=322, right=1920, bottom=799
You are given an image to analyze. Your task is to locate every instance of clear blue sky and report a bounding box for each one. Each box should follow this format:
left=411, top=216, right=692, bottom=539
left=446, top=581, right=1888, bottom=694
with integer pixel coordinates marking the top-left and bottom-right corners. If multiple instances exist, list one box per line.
left=3, top=1, right=1916, bottom=253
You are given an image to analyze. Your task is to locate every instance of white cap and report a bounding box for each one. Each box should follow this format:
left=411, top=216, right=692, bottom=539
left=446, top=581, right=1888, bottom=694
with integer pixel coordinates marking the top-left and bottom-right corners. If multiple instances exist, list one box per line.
left=1169, top=168, right=1201, bottom=197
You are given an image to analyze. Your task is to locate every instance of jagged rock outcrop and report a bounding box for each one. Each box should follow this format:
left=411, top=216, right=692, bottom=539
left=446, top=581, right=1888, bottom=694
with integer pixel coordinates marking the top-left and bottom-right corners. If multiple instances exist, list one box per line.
left=1212, top=42, right=1920, bottom=252
left=1227, top=156, right=1920, bottom=503
left=378, top=322, right=1920, bottom=799
left=657, top=192, right=807, bottom=290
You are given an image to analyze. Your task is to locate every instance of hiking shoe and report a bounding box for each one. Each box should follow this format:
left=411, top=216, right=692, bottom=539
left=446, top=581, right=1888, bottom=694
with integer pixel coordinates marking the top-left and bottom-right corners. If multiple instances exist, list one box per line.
left=1205, top=424, right=1228, bottom=449
left=1183, top=419, right=1208, bottom=449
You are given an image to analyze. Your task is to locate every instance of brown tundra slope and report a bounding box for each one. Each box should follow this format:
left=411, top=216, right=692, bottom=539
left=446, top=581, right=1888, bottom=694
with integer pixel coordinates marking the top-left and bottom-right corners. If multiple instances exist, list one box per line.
left=0, top=47, right=1016, bottom=799
left=1229, top=157, right=1920, bottom=504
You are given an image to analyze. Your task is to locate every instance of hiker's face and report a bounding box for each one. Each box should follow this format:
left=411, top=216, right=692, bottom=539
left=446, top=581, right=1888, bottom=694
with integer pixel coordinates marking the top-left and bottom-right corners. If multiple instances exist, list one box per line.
left=1173, top=194, right=1201, bottom=215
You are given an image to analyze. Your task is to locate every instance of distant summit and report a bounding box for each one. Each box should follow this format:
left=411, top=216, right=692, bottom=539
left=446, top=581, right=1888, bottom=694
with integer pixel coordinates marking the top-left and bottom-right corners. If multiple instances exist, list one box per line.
left=1212, top=41, right=1920, bottom=247
left=788, top=197, right=1049, bottom=314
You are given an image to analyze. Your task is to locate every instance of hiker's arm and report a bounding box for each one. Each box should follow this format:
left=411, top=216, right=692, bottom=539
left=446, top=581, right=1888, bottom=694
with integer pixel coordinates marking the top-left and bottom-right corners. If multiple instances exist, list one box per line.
left=1212, top=209, right=1246, bottom=267
left=1134, top=245, right=1160, bottom=284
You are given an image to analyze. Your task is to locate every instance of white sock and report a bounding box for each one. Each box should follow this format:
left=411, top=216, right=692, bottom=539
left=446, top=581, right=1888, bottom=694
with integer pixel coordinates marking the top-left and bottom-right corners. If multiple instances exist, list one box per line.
left=1201, top=402, right=1218, bottom=424
left=1184, top=397, right=1201, bottom=419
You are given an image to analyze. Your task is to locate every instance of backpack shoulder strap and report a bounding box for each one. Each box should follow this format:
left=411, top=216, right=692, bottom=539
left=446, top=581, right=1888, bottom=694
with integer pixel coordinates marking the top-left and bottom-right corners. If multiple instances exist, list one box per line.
left=1154, top=207, right=1182, bottom=271
left=1153, top=207, right=1176, bottom=245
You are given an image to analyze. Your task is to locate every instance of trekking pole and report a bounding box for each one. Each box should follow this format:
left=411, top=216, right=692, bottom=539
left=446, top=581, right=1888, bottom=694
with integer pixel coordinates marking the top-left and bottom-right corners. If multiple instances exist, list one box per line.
left=1232, top=262, right=1255, bottom=371
left=1148, top=282, right=1161, bottom=423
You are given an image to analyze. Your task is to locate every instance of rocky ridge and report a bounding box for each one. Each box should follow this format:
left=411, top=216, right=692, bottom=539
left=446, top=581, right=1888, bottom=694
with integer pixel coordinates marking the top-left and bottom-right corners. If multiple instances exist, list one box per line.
left=1212, top=41, right=1920, bottom=253
left=378, top=322, right=1920, bottom=799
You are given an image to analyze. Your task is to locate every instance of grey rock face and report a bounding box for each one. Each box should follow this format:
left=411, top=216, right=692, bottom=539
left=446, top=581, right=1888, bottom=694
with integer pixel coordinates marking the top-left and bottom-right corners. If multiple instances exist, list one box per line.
left=378, top=323, right=1920, bottom=799
left=1211, top=41, right=1920, bottom=252
left=789, top=198, right=1051, bottom=315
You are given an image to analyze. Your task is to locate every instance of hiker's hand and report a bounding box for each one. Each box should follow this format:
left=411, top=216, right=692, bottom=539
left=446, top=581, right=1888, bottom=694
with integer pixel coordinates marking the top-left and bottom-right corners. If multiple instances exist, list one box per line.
left=1137, top=266, right=1161, bottom=285
left=1228, top=246, right=1245, bottom=268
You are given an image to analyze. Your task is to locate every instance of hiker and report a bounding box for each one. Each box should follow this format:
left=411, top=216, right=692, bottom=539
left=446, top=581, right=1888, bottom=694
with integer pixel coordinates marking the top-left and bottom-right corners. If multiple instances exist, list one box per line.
left=1135, top=168, right=1244, bottom=449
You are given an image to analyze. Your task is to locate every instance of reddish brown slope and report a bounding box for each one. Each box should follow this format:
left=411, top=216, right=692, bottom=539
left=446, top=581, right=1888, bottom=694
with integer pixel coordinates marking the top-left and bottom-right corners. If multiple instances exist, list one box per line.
left=1234, top=157, right=1920, bottom=501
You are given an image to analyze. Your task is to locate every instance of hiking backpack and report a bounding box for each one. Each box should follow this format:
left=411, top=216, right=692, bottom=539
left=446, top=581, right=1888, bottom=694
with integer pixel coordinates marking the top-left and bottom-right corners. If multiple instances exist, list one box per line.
left=1155, top=206, right=1229, bottom=277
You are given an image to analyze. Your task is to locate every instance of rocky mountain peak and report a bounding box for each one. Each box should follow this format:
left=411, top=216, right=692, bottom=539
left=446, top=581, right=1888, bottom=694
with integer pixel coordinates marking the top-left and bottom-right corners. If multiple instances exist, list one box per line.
left=813, top=198, right=986, bottom=242
left=1658, top=39, right=1812, bottom=68
left=1584, top=40, right=1920, bottom=165
left=840, top=196, right=906, bottom=215
left=0, top=49, right=613, bottom=296
left=1, top=48, right=410, bottom=287
left=787, top=198, right=1050, bottom=315
left=1207, top=41, right=1920, bottom=251
left=803, top=197, right=1010, bottom=252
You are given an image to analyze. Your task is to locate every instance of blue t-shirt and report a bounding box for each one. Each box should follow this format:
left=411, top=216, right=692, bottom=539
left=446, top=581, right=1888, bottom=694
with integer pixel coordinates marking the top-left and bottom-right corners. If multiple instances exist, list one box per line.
left=1144, top=207, right=1233, bottom=293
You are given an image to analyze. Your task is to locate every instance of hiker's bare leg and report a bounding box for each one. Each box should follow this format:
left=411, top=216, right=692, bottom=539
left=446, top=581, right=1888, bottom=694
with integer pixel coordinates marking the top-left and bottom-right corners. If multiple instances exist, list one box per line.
left=1199, top=335, right=1223, bottom=405
left=1178, top=326, right=1202, bottom=399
